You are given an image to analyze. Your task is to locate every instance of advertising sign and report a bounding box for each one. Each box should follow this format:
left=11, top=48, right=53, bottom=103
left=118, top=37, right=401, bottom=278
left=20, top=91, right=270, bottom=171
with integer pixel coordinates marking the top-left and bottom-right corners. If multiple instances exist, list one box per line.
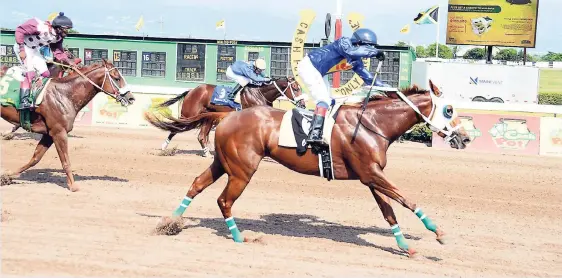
left=446, top=0, right=539, bottom=47
left=539, top=117, right=562, bottom=157
left=74, top=101, right=93, bottom=126
left=432, top=113, right=540, bottom=155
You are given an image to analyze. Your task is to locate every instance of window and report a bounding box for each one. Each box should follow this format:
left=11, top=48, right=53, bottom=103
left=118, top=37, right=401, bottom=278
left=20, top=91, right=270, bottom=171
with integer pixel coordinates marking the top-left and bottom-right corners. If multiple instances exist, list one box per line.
left=176, top=43, right=206, bottom=82
left=113, top=50, right=137, bottom=76
left=270, top=47, right=289, bottom=78
left=141, top=51, right=166, bottom=77
left=370, top=51, right=400, bottom=88
left=248, top=52, right=259, bottom=62
left=216, top=45, right=236, bottom=82
left=66, top=47, right=79, bottom=60
left=0, top=44, right=20, bottom=68
left=84, top=48, right=108, bottom=66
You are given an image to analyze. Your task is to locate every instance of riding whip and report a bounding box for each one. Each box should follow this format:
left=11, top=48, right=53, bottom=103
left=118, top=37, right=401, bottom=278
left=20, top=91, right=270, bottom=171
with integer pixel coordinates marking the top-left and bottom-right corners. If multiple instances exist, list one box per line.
left=351, top=59, right=383, bottom=143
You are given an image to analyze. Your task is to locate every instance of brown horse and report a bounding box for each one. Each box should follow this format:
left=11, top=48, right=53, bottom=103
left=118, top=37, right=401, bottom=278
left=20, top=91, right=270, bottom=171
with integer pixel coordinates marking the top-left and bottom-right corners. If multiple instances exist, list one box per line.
left=157, top=76, right=306, bottom=157
left=0, top=48, right=82, bottom=138
left=146, top=79, right=472, bottom=257
left=0, top=59, right=135, bottom=191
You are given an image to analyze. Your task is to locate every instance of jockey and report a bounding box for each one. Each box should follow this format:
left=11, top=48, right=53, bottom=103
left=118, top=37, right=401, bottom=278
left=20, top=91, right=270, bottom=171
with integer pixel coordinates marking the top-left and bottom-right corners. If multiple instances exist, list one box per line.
left=14, top=12, right=75, bottom=110
left=297, top=28, right=388, bottom=147
left=226, top=57, right=271, bottom=99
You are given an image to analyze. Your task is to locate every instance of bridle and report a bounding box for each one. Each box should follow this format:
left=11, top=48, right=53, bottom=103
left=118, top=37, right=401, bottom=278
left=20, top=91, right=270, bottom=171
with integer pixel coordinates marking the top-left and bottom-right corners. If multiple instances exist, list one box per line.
left=270, top=77, right=306, bottom=108
left=394, top=89, right=461, bottom=142
left=60, top=62, right=132, bottom=106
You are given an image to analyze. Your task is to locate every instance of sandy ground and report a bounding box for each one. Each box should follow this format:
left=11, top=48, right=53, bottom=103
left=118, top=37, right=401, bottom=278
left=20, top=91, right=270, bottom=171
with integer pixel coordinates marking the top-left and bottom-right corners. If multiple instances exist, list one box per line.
left=1, top=122, right=561, bottom=277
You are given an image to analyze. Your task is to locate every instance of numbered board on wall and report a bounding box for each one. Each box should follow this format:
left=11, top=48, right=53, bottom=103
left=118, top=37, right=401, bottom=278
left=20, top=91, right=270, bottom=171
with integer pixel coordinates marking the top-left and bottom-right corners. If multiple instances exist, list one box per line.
left=141, top=51, right=166, bottom=78
left=113, top=50, right=137, bottom=76
left=176, top=43, right=206, bottom=82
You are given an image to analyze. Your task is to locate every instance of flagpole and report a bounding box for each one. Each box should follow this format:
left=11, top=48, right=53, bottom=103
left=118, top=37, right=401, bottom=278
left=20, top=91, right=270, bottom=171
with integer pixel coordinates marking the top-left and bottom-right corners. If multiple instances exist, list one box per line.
left=435, top=8, right=440, bottom=58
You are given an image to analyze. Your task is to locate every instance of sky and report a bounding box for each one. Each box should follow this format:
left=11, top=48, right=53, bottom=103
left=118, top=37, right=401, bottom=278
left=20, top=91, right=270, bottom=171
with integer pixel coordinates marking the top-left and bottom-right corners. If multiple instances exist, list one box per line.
left=0, top=0, right=560, bottom=55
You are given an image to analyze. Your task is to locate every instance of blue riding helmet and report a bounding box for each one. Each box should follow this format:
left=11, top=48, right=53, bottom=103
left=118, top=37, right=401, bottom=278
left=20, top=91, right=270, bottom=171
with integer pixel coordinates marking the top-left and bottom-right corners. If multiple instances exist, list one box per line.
left=350, top=28, right=378, bottom=46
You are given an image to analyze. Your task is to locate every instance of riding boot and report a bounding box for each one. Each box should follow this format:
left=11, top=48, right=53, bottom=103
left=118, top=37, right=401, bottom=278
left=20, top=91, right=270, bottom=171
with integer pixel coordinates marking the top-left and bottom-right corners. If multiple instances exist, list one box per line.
left=19, top=88, right=32, bottom=110
left=306, top=103, right=329, bottom=146
left=230, top=83, right=243, bottom=100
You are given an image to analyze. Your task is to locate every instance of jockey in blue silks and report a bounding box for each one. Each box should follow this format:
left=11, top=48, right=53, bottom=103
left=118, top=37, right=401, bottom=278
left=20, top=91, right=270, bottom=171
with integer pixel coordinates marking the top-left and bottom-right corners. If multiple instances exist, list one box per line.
left=297, top=28, right=388, bottom=148
left=226, top=57, right=271, bottom=99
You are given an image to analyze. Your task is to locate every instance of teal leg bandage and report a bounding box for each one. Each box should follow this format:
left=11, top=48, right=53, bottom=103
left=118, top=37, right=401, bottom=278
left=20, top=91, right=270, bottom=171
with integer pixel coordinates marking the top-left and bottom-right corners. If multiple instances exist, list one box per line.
left=225, top=217, right=244, bottom=243
left=172, top=196, right=192, bottom=217
left=391, top=224, right=409, bottom=251
left=414, top=207, right=437, bottom=232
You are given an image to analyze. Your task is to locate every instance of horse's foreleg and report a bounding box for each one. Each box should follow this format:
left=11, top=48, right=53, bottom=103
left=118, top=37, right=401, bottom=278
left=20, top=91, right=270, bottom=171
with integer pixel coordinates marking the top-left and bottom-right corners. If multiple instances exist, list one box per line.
left=7, top=134, right=53, bottom=177
left=161, top=132, right=177, bottom=150
left=51, top=131, right=78, bottom=192
left=197, top=122, right=213, bottom=157
left=369, top=185, right=416, bottom=257
left=365, top=164, right=445, bottom=245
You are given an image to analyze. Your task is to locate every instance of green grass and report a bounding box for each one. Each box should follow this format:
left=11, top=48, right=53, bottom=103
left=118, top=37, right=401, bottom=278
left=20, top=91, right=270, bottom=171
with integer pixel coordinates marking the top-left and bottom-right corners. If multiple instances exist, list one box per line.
left=539, top=69, right=562, bottom=95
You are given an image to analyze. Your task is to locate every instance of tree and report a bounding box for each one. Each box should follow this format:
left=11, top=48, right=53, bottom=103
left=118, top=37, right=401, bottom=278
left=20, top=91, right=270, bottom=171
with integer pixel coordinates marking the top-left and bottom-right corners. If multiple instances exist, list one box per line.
left=463, top=47, right=486, bottom=60
left=67, top=28, right=79, bottom=34
left=1, top=27, right=13, bottom=31
left=415, top=45, right=427, bottom=58
left=494, top=48, right=518, bottom=61
left=395, top=41, right=409, bottom=47
left=426, top=43, right=453, bottom=59
left=541, top=51, right=562, bottom=62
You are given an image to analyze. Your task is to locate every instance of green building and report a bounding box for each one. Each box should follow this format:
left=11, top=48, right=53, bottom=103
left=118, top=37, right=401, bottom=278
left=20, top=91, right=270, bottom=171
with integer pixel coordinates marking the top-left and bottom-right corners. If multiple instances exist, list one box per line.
left=0, top=30, right=415, bottom=95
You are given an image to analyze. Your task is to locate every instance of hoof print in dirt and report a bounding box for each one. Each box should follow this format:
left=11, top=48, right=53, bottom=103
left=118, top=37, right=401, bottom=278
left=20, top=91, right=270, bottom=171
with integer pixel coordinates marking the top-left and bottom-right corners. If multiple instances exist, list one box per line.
left=157, top=146, right=178, bottom=157
left=154, top=216, right=184, bottom=235
left=0, top=174, right=14, bottom=186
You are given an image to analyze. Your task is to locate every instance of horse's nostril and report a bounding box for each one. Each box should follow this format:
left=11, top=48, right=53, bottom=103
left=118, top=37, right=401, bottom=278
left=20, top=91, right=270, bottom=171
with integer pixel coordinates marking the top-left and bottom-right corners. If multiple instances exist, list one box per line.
left=463, top=138, right=471, bottom=144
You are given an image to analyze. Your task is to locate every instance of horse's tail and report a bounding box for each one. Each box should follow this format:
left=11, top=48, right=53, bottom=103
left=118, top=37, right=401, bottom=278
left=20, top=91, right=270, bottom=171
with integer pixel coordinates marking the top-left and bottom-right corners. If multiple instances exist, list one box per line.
left=144, top=111, right=229, bottom=134
left=157, top=89, right=191, bottom=108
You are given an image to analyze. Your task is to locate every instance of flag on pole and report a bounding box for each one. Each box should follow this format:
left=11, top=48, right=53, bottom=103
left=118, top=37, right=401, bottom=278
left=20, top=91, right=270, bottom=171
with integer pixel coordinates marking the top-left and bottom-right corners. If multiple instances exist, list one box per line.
left=400, top=24, right=410, bottom=34
left=135, top=16, right=144, bottom=31
left=216, top=19, right=225, bottom=30
left=413, top=5, right=439, bottom=25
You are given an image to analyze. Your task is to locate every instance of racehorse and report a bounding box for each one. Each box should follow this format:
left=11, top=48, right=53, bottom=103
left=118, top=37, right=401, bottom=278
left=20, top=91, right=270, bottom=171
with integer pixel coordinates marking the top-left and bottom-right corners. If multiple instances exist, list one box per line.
left=145, top=79, right=472, bottom=257
left=0, top=59, right=135, bottom=192
left=156, top=76, right=306, bottom=157
left=0, top=48, right=82, bottom=139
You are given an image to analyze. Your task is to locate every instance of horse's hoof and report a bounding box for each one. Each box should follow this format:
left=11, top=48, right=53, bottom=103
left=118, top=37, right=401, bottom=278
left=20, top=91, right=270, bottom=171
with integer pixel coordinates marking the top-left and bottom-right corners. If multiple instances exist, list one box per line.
left=68, top=184, right=80, bottom=192
left=436, top=229, right=446, bottom=245
left=407, top=248, right=418, bottom=258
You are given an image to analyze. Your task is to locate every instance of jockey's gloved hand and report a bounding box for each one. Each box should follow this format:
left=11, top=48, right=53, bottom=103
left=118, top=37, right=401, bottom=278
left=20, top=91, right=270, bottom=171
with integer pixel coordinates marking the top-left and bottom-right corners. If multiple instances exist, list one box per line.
left=375, top=51, right=385, bottom=61
left=19, top=51, right=26, bottom=62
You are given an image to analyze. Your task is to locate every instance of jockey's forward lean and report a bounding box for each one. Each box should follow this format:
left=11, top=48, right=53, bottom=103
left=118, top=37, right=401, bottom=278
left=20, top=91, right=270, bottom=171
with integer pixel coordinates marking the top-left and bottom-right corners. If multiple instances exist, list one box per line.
left=14, top=12, right=75, bottom=110
left=226, top=58, right=271, bottom=99
left=297, top=28, right=388, bottom=148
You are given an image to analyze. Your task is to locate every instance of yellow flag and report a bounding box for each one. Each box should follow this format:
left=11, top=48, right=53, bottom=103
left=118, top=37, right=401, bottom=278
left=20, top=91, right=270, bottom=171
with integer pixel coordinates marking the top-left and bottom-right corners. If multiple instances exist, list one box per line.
left=400, top=24, right=410, bottom=34
left=47, top=12, right=58, bottom=21
left=216, top=19, right=225, bottom=30
left=135, top=16, right=144, bottom=31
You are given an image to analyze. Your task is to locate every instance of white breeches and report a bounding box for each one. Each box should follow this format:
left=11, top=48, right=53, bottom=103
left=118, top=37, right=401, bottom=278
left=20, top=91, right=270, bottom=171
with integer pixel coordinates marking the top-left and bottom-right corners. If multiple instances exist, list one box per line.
left=226, top=67, right=251, bottom=86
left=14, top=43, right=49, bottom=74
left=297, top=56, right=331, bottom=105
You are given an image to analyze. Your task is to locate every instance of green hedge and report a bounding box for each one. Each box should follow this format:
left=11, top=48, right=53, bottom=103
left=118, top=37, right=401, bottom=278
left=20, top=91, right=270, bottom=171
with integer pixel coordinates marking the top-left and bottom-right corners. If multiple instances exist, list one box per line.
left=538, top=92, right=562, bottom=105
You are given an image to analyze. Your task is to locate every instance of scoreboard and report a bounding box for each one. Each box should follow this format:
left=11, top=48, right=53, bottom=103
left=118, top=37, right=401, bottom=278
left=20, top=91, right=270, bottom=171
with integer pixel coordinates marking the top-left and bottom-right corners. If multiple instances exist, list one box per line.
left=141, top=51, right=166, bottom=77
left=176, top=43, right=206, bottom=82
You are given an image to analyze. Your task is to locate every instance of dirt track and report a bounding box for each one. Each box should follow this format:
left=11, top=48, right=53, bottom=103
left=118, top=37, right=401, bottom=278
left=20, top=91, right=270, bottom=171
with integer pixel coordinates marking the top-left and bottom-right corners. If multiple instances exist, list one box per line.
left=1, top=123, right=561, bottom=277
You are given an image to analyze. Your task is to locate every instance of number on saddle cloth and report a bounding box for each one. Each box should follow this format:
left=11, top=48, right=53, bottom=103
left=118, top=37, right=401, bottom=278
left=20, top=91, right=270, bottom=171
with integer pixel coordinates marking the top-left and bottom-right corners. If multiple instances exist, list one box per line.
left=210, top=85, right=241, bottom=111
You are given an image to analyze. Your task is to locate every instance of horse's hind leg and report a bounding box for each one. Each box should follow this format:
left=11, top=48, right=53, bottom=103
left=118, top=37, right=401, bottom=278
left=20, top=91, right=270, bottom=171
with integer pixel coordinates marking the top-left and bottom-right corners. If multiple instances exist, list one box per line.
left=170, top=157, right=225, bottom=217
left=197, top=121, right=213, bottom=157
left=364, top=164, right=445, bottom=245
left=6, top=134, right=53, bottom=178
left=369, top=185, right=417, bottom=257
left=161, top=132, right=176, bottom=150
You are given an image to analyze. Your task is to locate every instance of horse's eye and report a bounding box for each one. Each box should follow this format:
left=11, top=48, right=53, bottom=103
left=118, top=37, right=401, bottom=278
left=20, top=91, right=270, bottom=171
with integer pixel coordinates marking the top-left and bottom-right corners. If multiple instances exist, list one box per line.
left=443, top=105, right=453, bottom=119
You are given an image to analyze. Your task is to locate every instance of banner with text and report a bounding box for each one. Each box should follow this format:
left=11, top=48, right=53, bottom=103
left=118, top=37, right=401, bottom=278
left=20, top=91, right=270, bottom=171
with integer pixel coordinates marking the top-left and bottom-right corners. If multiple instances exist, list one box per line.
left=446, top=0, right=539, bottom=47
left=539, top=117, right=562, bottom=157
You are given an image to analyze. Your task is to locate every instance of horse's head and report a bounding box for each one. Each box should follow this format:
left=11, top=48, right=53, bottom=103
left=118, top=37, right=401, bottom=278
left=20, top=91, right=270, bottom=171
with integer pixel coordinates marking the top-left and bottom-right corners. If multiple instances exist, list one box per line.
left=422, top=79, right=471, bottom=149
left=268, top=76, right=307, bottom=109
left=83, top=59, right=136, bottom=107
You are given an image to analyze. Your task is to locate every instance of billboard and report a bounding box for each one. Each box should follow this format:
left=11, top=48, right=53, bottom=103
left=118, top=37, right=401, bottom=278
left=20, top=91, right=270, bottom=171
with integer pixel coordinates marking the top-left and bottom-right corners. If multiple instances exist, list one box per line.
left=432, top=113, right=540, bottom=155
left=539, top=117, right=562, bottom=157
left=446, top=0, right=539, bottom=47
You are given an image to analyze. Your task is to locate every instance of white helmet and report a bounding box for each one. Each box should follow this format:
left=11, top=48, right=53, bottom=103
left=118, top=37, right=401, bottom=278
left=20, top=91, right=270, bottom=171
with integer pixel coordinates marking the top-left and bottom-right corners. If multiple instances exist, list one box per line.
left=254, top=58, right=266, bottom=70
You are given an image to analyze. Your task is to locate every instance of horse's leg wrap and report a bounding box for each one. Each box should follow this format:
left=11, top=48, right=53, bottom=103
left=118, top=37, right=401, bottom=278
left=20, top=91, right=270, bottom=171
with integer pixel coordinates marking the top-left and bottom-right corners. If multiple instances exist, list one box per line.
left=414, top=207, right=437, bottom=233
left=391, top=224, right=409, bottom=251
left=225, top=216, right=244, bottom=243
left=172, top=196, right=192, bottom=217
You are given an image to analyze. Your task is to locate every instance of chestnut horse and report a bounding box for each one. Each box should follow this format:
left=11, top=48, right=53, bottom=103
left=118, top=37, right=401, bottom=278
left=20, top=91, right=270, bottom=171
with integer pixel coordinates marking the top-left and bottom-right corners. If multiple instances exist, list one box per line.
left=146, top=79, right=472, bottom=257
left=0, top=59, right=135, bottom=191
left=1, top=48, right=82, bottom=138
left=156, top=76, right=306, bottom=157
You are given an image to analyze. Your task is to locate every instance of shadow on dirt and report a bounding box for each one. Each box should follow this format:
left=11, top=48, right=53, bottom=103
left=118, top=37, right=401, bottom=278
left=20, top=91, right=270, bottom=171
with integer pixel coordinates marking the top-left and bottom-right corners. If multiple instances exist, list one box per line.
left=138, top=212, right=441, bottom=259
left=13, top=168, right=128, bottom=189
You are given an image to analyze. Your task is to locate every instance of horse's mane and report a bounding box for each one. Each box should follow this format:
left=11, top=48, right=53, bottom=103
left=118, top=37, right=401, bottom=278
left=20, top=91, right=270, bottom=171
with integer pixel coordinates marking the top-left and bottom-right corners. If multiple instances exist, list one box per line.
left=367, top=84, right=428, bottom=102
left=56, top=61, right=108, bottom=82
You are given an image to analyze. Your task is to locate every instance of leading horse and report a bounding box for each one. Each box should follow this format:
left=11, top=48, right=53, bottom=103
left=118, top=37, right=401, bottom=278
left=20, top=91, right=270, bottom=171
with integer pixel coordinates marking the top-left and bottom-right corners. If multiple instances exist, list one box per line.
left=145, top=79, right=472, bottom=257
left=0, top=59, right=135, bottom=191
left=156, top=76, right=306, bottom=157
